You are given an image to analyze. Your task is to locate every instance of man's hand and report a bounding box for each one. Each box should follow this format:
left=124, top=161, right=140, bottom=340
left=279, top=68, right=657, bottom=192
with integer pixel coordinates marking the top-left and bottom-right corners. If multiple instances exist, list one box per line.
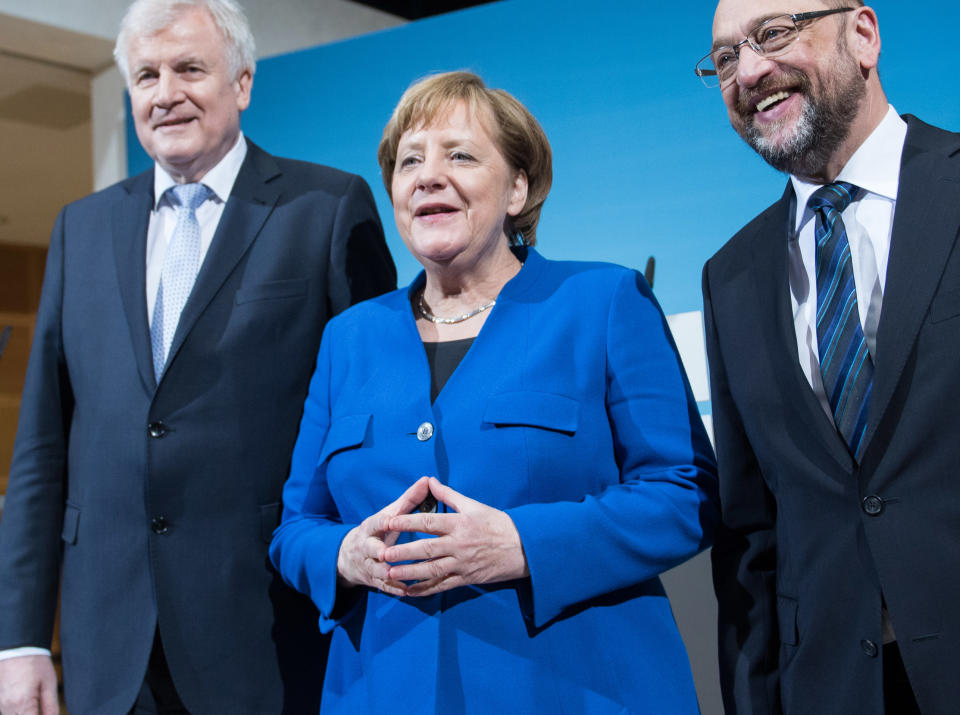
left=0, top=654, right=59, bottom=714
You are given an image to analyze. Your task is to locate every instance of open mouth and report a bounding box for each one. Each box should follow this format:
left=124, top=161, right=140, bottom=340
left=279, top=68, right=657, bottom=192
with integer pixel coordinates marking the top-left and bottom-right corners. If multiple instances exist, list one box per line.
left=756, top=90, right=792, bottom=113
left=416, top=204, right=457, bottom=217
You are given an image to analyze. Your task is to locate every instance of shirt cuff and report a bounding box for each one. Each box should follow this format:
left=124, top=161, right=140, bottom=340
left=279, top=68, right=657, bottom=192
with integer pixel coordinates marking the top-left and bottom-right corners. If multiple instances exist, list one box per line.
left=0, top=647, right=52, bottom=661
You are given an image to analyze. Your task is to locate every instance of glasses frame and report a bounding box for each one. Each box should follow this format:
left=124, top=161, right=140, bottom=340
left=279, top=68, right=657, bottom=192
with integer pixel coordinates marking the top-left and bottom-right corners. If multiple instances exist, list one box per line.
left=694, top=7, right=855, bottom=88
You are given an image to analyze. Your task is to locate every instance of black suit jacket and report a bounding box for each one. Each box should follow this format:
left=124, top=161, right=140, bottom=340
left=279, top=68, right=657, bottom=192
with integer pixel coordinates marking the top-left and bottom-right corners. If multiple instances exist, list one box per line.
left=704, top=116, right=960, bottom=714
left=0, top=141, right=396, bottom=714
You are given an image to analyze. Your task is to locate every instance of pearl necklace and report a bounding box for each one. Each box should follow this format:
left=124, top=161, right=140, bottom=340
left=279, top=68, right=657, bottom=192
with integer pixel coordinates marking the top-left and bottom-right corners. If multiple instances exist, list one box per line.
left=418, top=291, right=495, bottom=324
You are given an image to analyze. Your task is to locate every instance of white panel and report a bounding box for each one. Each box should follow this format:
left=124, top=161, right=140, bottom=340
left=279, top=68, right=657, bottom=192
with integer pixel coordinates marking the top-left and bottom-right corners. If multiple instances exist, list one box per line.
left=666, top=310, right=710, bottom=403
left=92, top=65, right=126, bottom=190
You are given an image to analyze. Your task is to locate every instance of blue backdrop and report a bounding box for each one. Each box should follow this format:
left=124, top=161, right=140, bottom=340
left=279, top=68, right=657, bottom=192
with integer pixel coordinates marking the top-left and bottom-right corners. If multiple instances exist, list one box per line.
left=122, top=5, right=960, bottom=710
left=128, top=0, right=960, bottom=317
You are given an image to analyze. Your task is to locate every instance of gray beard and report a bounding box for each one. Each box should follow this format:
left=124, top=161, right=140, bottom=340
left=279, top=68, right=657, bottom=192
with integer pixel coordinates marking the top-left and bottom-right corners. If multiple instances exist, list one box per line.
left=739, top=56, right=865, bottom=178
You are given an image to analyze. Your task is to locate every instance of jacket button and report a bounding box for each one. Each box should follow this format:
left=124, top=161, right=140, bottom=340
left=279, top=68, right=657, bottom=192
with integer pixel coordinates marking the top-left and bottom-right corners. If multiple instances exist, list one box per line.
left=148, top=421, right=168, bottom=438
left=860, top=639, right=878, bottom=657
left=862, top=495, right=884, bottom=516
left=416, top=422, right=434, bottom=441
left=151, top=516, right=169, bottom=535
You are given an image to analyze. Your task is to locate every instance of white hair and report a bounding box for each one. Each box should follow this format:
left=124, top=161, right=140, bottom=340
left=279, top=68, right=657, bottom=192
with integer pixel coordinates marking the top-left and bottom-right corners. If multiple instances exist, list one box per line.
left=114, top=0, right=256, bottom=85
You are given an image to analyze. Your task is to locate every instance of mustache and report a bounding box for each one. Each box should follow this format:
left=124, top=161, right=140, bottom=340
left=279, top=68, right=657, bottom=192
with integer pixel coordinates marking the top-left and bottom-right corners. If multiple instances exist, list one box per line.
left=736, top=68, right=811, bottom=115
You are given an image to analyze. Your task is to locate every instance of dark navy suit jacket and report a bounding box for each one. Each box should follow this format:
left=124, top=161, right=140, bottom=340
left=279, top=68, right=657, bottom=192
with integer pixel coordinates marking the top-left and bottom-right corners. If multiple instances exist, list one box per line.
left=0, top=141, right=396, bottom=714
left=705, top=117, right=960, bottom=714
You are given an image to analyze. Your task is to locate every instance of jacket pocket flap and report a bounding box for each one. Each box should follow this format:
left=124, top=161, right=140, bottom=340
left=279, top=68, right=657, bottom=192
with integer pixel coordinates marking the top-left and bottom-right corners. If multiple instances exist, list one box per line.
left=318, top=413, right=372, bottom=464
left=777, top=595, right=799, bottom=646
left=483, top=392, right=580, bottom=434
left=930, top=288, right=960, bottom=323
left=61, top=503, right=81, bottom=544
left=235, top=279, right=308, bottom=305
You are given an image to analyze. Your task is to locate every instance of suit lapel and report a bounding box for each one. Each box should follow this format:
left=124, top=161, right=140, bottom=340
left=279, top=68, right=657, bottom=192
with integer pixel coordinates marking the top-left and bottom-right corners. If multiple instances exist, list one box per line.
left=749, top=188, right=854, bottom=469
left=163, top=143, right=282, bottom=376
left=862, top=118, right=960, bottom=454
left=112, top=169, right=157, bottom=392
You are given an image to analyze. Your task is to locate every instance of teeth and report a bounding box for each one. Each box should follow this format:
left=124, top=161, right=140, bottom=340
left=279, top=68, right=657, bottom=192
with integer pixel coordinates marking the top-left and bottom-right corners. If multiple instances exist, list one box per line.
left=756, top=91, right=790, bottom=112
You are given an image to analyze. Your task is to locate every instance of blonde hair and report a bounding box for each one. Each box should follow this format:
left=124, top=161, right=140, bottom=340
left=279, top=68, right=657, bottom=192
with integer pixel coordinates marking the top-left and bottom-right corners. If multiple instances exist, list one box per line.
left=378, top=71, right=552, bottom=245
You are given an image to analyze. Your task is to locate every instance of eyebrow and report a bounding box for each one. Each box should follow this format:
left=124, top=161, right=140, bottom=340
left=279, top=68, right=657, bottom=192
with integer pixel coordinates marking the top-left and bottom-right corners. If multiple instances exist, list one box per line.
left=131, top=54, right=207, bottom=73
left=712, top=12, right=788, bottom=51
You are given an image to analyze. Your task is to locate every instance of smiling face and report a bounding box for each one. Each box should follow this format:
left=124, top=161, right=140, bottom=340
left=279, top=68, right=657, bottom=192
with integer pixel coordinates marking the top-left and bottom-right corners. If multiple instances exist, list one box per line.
left=391, top=101, right=528, bottom=272
left=126, top=6, right=251, bottom=182
left=713, top=0, right=867, bottom=178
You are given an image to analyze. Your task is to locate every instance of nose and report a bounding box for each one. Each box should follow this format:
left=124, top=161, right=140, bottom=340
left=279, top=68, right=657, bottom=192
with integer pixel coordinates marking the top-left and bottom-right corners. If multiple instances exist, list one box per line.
left=154, top=68, right=184, bottom=108
left=414, top=151, right=448, bottom=191
left=735, top=44, right=775, bottom=89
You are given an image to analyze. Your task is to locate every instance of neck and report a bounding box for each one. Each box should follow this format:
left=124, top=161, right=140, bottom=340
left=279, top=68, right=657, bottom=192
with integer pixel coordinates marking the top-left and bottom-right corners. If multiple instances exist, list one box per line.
left=801, top=84, right=889, bottom=183
left=421, top=241, right=521, bottom=308
left=416, top=242, right=522, bottom=342
left=159, top=131, right=239, bottom=185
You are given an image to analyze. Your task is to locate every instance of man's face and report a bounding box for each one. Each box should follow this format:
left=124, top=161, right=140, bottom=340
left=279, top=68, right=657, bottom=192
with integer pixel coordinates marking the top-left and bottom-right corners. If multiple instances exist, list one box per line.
left=713, top=0, right=865, bottom=176
left=126, top=6, right=251, bottom=182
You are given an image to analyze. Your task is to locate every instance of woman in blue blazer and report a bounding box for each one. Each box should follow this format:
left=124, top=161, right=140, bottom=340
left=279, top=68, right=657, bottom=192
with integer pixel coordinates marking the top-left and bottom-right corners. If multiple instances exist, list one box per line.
left=270, top=71, right=718, bottom=713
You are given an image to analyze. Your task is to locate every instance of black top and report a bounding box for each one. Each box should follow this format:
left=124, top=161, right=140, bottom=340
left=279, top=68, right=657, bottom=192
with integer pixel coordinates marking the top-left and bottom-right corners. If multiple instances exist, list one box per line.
left=423, top=337, right=475, bottom=402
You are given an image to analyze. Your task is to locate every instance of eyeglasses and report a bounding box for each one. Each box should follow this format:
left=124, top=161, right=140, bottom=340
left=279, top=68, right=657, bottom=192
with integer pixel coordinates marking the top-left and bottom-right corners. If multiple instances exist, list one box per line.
left=694, top=8, right=854, bottom=88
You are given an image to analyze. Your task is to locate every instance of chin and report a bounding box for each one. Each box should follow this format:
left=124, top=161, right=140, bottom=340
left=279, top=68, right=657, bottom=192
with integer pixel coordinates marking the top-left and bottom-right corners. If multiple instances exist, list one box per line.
left=410, top=235, right=468, bottom=263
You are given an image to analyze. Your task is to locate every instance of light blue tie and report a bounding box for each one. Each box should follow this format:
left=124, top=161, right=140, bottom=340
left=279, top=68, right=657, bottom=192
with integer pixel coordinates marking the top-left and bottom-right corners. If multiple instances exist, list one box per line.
left=812, top=182, right=873, bottom=461
left=151, top=183, right=212, bottom=379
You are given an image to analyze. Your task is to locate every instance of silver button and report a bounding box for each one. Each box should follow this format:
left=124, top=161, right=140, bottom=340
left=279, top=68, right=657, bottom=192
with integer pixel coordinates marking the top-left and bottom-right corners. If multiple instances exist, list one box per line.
left=416, top=422, right=434, bottom=441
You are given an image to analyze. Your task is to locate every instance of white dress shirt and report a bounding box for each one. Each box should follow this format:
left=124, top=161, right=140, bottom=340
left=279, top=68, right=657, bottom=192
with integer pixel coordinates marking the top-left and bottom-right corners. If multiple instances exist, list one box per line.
left=0, top=134, right=247, bottom=665
left=788, top=105, right=906, bottom=644
left=146, top=133, right=247, bottom=322
left=788, top=106, right=906, bottom=418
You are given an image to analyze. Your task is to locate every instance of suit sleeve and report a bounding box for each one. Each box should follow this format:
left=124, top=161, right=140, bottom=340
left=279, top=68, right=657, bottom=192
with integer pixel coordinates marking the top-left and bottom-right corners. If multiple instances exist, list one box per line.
left=0, top=208, right=73, bottom=649
left=269, top=327, right=355, bottom=632
left=703, top=260, right=783, bottom=715
left=325, top=174, right=396, bottom=314
left=506, top=269, right=719, bottom=627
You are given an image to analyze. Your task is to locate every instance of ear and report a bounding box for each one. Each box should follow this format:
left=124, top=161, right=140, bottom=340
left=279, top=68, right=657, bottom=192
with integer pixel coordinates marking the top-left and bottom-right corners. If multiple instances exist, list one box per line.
left=234, top=69, right=253, bottom=112
left=506, top=168, right=529, bottom=217
left=848, top=6, right=881, bottom=71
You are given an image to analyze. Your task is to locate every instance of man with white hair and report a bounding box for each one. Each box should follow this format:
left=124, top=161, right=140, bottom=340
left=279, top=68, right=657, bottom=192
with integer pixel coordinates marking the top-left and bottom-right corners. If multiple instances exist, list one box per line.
left=0, top=0, right=395, bottom=712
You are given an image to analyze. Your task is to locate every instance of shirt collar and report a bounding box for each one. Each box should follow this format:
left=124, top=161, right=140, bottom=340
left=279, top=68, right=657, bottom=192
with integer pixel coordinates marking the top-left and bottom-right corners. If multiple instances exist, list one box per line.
left=152, top=133, right=248, bottom=209
left=790, top=105, right=906, bottom=233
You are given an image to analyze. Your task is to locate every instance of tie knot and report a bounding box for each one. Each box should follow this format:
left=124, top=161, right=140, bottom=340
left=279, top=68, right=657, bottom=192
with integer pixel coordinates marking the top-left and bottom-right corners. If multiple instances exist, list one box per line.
left=168, top=183, right=212, bottom=211
left=808, top=181, right=859, bottom=215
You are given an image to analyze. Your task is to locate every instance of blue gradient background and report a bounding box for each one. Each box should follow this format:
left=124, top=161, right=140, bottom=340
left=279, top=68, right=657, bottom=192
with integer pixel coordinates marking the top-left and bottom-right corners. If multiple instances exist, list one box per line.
left=128, top=0, right=959, bottom=317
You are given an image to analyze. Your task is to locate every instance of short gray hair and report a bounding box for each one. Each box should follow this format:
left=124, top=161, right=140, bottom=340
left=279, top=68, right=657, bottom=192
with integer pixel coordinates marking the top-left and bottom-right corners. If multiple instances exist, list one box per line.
left=114, top=0, right=256, bottom=85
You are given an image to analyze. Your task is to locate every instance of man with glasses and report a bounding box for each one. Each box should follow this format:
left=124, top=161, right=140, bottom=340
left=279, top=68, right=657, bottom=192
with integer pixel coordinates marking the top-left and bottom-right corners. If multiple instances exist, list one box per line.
left=699, top=1, right=959, bottom=713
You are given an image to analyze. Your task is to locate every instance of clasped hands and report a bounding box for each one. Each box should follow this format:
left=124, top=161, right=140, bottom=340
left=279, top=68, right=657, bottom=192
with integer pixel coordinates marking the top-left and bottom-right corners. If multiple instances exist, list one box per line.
left=336, top=476, right=529, bottom=597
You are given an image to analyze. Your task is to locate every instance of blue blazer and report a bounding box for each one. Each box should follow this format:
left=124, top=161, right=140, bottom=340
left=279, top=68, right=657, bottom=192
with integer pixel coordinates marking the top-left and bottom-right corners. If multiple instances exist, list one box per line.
left=0, top=141, right=396, bottom=714
left=271, top=249, right=718, bottom=713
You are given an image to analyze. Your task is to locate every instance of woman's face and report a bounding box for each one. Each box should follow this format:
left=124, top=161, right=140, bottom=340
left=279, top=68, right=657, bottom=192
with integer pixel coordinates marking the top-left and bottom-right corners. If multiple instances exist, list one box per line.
left=391, top=101, right=527, bottom=271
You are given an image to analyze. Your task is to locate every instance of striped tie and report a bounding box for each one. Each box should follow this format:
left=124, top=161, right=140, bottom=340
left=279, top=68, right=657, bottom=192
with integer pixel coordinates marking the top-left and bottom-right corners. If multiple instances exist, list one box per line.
left=812, top=182, right=873, bottom=461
